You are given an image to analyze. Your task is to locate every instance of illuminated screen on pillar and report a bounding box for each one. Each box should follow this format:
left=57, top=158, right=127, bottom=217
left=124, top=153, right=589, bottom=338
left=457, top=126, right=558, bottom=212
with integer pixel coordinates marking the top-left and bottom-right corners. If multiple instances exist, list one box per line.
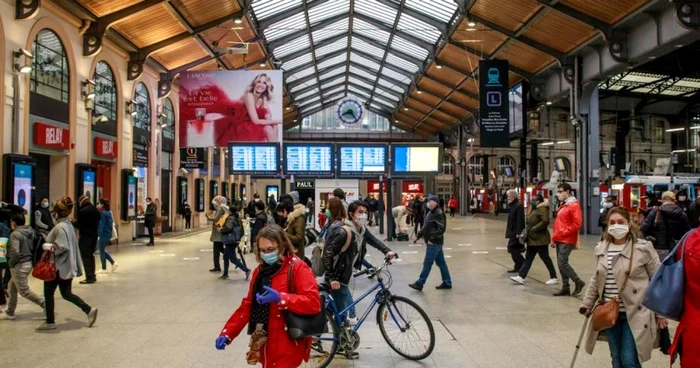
left=284, top=143, right=333, bottom=177
left=228, top=143, right=279, bottom=176
left=338, top=145, right=387, bottom=177
left=13, top=163, right=32, bottom=224
left=127, top=176, right=137, bottom=218
left=479, top=60, right=510, bottom=147
left=179, top=71, right=284, bottom=147
left=82, top=171, right=96, bottom=204
left=392, top=145, right=441, bottom=174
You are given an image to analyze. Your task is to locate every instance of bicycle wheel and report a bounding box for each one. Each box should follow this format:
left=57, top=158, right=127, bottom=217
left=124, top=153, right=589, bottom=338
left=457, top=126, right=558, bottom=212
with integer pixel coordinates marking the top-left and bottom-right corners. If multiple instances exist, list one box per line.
left=376, top=295, right=435, bottom=360
left=302, top=311, right=339, bottom=368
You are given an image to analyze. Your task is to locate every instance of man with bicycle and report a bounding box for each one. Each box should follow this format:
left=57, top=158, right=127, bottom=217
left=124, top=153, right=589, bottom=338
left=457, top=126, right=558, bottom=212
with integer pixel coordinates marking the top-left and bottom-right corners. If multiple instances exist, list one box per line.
left=322, top=200, right=396, bottom=330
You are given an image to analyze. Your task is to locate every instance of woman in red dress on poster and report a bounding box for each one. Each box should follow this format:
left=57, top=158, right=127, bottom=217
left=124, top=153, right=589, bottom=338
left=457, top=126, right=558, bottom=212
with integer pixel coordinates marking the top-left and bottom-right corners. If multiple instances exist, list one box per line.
left=214, top=73, right=282, bottom=145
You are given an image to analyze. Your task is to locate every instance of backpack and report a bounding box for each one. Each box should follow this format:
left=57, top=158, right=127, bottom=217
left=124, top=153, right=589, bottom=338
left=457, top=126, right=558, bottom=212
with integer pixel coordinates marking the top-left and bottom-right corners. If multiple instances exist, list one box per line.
left=266, top=213, right=276, bottom=226
left=220, top=216, right=242, bottom=244
left=305, top=226, right=319, bottom=248
left=312, top=225, right=352, bottom=276
left=31, top=231, right=46, bottom=266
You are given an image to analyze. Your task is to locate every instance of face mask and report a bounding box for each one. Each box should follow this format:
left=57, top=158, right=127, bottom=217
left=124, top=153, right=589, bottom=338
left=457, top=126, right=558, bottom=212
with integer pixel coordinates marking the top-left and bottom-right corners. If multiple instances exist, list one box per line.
left=355, top=213, right=368, bottom=227
left=607, top=224, right=629, bottom=240
left=260, top=252, right=279, bottom=265
left=603, top=202, right=613, bottom=209
left=42, top=202, right=49, bottom=208
left=530, top=201, right=537, bottom=208
left=679, top=196, right=686, bottom=201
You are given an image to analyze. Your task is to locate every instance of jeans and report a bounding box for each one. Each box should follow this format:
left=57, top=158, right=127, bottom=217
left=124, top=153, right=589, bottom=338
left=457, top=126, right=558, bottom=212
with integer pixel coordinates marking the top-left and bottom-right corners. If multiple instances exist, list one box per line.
left=331, top=284, right=356, bottom=319
left=44, top=272, right=92, bottom=324
left=98, top=241, right=115, bottom=270
left=7, top=262, right=44, bottom=315
left=213, top=241, right=224, bottom=270
left=607, top=314, right=642, bottom=368
left=362, top=259, right=374, bottom=270
left=519, top=245, right=558, bottom=279
left=507, top=238, right=525, bottom=271
left=78, top=236, right=97, bottom=282
left=222, top=243, right=249, bottom=276
left=417, top=243, right=452, bottom=286
left=556, top=243, right=582, bottom=290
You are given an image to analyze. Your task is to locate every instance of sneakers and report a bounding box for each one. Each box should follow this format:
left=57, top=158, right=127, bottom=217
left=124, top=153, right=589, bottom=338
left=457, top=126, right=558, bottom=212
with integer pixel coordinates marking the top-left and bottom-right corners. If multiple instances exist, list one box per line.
left=111, top=263, right=119, bottom=272
left=96, top=269, right=107, bottom=274
left=572, top=281, right=586, bottom=296
left=545, top=278, right=559, bottom=285
left=509, top=276, right=526, bottom=285
left=346, top=317, right=359, bottom=326
left=436, top=283, right=452, bottom=290
left=36, top=322, right=57, bottom=331
left=0, top=311, right=16, bottom=320
left=87, top=308, right=98, bottom=327
left=408, top=282, right=423, bottom=292
left=553, top=289, right=571, bottom=297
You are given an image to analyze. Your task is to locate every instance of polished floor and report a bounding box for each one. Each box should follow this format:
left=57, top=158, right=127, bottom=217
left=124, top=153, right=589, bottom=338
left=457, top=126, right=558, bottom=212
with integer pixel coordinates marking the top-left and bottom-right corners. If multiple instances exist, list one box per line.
left=0, top=215, right=672, bottom=367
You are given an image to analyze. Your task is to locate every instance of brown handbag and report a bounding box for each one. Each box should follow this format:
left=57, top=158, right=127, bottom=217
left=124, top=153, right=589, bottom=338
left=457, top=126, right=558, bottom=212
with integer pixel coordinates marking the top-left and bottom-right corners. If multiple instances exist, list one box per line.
left=591, top=243, right=634, bottom=332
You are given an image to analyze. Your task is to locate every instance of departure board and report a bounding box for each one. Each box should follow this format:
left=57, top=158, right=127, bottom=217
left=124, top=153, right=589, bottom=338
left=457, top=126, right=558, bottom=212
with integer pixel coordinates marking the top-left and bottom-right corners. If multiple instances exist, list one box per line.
left=337, top=144, right=387, bottom=177
left=392, top=144, right=441, bottom=175
left=284, top=143, right=334, bottom=177
left=228, top=143, right=279, bottom=176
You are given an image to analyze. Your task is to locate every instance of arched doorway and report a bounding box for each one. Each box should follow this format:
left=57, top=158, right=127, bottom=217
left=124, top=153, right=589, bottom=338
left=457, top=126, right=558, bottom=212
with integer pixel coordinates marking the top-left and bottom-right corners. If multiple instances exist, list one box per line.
left=132, top=82, right=151, bottom=238
left=91, top=60, right=118, bottom=204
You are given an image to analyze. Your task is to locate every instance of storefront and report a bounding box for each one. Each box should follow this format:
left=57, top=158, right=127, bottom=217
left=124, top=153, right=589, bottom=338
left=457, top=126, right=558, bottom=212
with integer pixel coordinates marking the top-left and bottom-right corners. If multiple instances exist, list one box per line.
left=90, top=60, right=119, bottom=205
left=401, top=180, right=424, bottom=205
left=315, top=179, right=359, bottom=228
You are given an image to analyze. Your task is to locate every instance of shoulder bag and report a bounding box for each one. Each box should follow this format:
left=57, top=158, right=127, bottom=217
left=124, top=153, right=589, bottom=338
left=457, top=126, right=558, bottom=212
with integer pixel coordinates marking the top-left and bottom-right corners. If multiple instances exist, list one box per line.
left=642, top=229, right=693, bottom=321
left=591, top=243, right=634, bottom=331
left=32, top=244, right=57, bottom=281
left=283, top=259, right=327, bottom=339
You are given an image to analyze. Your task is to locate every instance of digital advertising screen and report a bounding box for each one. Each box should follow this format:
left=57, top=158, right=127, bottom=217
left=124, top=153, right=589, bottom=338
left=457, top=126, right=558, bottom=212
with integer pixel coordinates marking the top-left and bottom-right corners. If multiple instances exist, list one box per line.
left=284, top=143, right=334, bottom=177
left=127, top=175, right=137, bottom=218
left=338, top=144, right=387, bottom=178
left=82, top=171, right=96, bottom=204
left=13, top=163, right=33, bottom=224
left=266, top=186, right=279, bottom=201
left=392, top=144, right=442, bottom=175
left=195, top=179, right=205, bottom=212
left=228, top=143, right=279, bottom=176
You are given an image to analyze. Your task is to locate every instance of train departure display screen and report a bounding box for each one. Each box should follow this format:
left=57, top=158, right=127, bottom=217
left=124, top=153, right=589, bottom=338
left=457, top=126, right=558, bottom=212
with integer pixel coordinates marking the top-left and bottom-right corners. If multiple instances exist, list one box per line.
left=284, top=143, right=334, bottom=177
left=392, top=144, right=441, bottom=175
left=228, top=143, right=279, bottom=176
left=338, top=145, right=387, bottom=177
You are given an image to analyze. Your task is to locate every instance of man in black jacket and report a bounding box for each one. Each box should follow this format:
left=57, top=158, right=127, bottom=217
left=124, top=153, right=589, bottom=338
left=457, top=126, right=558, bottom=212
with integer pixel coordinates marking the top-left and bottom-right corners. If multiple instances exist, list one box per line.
left=505, top=189, right=525, bottom=273
left=640, top=191, right=690, bottom=260
left=322, top=201, right=395, bottom=327
left=76, top=195, right=100, bottom=284
left=409, top=195, right=452, bottom=291
left=144, top=197, right=156, bottom=246
left=367, top=195, right=379, bottom=227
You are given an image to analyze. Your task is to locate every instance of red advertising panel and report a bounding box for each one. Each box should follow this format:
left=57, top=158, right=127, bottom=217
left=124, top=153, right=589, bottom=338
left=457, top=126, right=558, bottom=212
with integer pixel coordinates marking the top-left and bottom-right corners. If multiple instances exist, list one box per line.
left=402, top=181, right=424, bottom=193
left=34, top=122, right=69, bottom=150
left=179, top=70, right=284, bottom=147
left=367, top=180, right=380, bottom=193
left=94, top=137, right=118, bottom=158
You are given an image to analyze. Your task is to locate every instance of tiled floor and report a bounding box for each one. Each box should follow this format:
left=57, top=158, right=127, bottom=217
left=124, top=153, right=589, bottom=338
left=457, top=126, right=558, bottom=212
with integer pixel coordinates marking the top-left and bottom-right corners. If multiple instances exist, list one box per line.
left=0, top=215, right=672, bottom=367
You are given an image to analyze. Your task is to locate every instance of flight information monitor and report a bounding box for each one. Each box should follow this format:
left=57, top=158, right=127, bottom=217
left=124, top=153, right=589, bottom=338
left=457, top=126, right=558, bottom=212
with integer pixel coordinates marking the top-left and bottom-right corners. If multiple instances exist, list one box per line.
left=228, top=143, right=279, bottom=176
left=337, top=144, right=387, bottom=178
left=392, top=144, right=442, bottom=175
left=284, top=143, right=334, bottom=177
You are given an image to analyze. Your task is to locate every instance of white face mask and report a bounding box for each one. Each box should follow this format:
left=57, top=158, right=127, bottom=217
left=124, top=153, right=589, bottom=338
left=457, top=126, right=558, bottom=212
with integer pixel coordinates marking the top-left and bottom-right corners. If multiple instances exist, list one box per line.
left=607, top=224, right=629, bottom=240
left=603, top=202, right=613, bottom=209
left=428, top=201, right=438, bottom=210
left=355, top=213, right=368, bottom=227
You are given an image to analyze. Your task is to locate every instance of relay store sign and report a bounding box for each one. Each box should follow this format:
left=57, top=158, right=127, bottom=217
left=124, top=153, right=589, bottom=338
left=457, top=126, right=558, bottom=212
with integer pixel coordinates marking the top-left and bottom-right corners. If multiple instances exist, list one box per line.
left=402, top=181, right=423, bottom=193
left=94, top=137, right=118, bottom=158
left=34, top=122, right=69, bottom=150
left=368, top=180, right=380, bottom=192
left=479, top=60, right=510, bottom=148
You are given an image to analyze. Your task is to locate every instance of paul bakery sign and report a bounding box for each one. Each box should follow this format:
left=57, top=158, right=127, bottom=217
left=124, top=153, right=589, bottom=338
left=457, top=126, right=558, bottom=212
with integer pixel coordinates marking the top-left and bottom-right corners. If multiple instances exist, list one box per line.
left=34, top=122, right=69, bottom=150
left=94, top=137, right=118, bottom=158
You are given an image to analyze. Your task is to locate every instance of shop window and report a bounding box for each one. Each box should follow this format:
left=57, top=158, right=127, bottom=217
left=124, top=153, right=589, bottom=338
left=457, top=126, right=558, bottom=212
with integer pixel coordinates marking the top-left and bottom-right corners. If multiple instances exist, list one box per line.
left=93, top=61, right=117, bottom=123
left=31, top=29, right=69, bottom=103
left=498, top=155, right=515, bottom=176
left=442, top=154, right=455, bottom=175
left=162, top=98, right=175, bottom=139
left=538, top=157, right=545, bottom=176
left=468, top=155, right=483, bottom=176
left=655, top=121, right=665, bottom=144
left=635, top=159, right=647, bottom=174
left=161, top=152, right=173, bottom=171
left=134, top=83, right=151, bottom=132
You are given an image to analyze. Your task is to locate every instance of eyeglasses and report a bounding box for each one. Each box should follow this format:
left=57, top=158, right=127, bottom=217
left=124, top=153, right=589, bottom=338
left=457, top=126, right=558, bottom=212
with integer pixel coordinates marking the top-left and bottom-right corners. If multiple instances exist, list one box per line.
left=259, top=246, right=278, bottom=254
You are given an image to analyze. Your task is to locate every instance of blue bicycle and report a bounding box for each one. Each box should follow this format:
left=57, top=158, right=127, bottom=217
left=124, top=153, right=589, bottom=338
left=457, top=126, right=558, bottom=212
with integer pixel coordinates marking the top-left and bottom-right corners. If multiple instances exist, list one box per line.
left=304, top=258, right=435, bottom=367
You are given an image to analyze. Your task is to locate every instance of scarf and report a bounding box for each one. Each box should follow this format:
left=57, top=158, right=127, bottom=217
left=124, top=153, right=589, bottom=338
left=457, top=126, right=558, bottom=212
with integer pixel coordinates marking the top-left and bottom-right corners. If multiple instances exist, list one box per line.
left=247, top=262, right=283, bottom=335
left=344, top=219, right=365, bottom=267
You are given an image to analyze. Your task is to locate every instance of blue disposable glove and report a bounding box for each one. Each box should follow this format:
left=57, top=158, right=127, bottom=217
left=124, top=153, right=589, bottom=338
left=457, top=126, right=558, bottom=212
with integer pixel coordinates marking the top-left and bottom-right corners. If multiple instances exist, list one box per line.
left=215, top=336, right=229, bottom=350
left=255, top=285, right=281, bottom=304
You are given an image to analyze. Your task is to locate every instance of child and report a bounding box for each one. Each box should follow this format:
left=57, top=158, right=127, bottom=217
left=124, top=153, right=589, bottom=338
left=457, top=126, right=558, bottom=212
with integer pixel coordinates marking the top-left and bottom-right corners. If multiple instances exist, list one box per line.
left=317, top=208, right=328, bottom=229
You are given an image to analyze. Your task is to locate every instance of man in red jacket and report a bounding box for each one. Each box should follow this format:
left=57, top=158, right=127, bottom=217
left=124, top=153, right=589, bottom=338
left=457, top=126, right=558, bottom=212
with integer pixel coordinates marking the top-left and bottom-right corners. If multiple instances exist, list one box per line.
left=550, top=183, right=585, bottom=297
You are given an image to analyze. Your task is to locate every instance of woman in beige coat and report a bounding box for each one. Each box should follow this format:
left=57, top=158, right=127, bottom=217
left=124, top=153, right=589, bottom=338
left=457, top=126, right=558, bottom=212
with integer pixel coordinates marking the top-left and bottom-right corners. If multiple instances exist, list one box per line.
left=579, top=207, right=665, bottom=367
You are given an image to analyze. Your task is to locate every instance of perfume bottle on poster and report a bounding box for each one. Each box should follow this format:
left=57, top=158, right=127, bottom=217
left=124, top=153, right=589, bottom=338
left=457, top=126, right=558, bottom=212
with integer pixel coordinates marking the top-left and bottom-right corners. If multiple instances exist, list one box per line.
left=187, top=108, right=214, bottom=147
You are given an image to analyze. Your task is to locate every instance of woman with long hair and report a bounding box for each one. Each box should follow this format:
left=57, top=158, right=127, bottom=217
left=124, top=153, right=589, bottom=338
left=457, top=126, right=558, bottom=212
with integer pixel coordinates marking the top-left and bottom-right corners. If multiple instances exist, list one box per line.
left=97, top=198, right=118, bottom=273
left=579, top=207, right=665, bottom=367
left=215, top=225, right=320, bottom=367
left=37, top=197, right=98, bottom=331
left=219, top=204, right=251, bottom=281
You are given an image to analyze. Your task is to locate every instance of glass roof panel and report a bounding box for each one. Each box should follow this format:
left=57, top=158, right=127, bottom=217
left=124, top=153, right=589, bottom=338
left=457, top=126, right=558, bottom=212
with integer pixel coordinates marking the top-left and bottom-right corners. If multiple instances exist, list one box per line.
left=369, top=103, right=390, bottom=113
left=308, top=1, right=350, bottom=24
left=348, top=76, right=373, bottom=90
left=299, top=95, right=321, bottom=107
left=622, top=73, right=664, bottom=83
left=385, top=52, right=420, bottom=73
left=349, top=65, right=375, bottom=80
left=288, top=65, right=316, bottom=80
left=349, top=52, right=381, bottom=70
left=391, top=34, right=430, bottom=59
left=354, top=0, right=397, bottom=24
left=321, top=76, right=345, bottom=89
left=263, top=12, right=307, bottom=41
left=296, top=88, right=319, bottom=101
left=347, top=87, right=370, bottom=99
left=660, top=90, right=687, bottom=96
left=290, top=81, right=315, bottom=93
left=397, top=12, right=441, bottom=44
left=381, top=67, right=412, bottom=83
left=353, top=18, right=391, bottom=44
left=373, top=95, right=395, bottom=108
left=317, top=53, right=348, bottom=69
left=404, top=0, right=458, bottom=23
left=274, top=36, right=311, bottom=58
left=315, top=39, right=348, bottom=57
left=282, top=52, right=314, bottom=71
left=675, top=79, right=700, bottom=88
left=252, top=0, right=302, bottom=21
left=376, top=88, right=401, bottom=101
left=324, top=85, right=345, bottom=97
left=351, top=37, right=385, bottom=56
left=318, top=65, right=346, bottom=80
left=378, top=78, right=406, bottom=93
left=312, top=18, right=349, bottom=43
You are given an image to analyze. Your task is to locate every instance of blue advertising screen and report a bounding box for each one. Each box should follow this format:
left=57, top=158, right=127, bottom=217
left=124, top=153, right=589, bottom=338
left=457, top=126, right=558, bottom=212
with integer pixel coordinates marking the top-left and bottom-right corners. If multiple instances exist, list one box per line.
left=228, top=143, right=279, bottom=176
left=338, top=145, right=386, bottom=177
left=284, top=143, right=333, bottom=176
left=392, top=145, right=441, bottom=174
left=13, top=163, right=33, bottom=223
left=83, top=171, right=96, bottom=204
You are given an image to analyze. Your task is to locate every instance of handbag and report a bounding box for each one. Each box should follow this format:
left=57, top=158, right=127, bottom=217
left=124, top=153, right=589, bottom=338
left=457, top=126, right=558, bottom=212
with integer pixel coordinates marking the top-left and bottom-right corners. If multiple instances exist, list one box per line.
left=32, top=245, right=57, bottom=281
left=591, top=242, right=634, bottom=332
left=642, top=229, right=692, bottom=321
left=518, top=227, right=528, bottom=245
left=283, top=259, right=327, bottom=339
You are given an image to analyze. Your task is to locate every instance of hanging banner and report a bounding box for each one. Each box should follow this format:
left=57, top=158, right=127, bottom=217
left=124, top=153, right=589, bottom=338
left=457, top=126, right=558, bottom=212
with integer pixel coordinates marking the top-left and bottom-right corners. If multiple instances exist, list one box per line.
left=479, top=60, right=510, bottom=148
left=179, top=147, right=205, bottom=169
left=179, top=70, right=284, bottom=147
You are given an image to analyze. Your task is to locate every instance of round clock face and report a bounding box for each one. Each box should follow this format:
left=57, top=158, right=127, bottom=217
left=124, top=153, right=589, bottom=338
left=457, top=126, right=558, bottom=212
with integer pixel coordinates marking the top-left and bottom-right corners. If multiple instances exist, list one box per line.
left=336, top=98, right=363, bottom=126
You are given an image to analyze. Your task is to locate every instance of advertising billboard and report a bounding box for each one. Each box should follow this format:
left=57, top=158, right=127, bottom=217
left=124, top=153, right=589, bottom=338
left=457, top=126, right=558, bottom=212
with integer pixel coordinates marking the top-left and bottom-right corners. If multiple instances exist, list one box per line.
left=179, top=70, right=284, bottom=147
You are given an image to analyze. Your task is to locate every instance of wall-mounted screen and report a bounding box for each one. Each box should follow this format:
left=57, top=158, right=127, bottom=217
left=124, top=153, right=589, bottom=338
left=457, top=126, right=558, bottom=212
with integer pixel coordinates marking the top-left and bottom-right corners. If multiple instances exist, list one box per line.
left=509, top=84, right=523, bottom=134
left=337, top=144, right=387, bottom=178
left=228, top=143, right=279, bottom=176
left=284, top=143, right=334, bottom=177
left=392, top=144, right=441, bottom=175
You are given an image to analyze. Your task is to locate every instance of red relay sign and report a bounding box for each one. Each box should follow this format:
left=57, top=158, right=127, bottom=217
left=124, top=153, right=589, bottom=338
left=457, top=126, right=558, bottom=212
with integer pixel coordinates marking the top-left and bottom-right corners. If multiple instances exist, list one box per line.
left=94, top=137, right=118, bottom=158
left=402, top=181, right=424, bottom=193
left=34, top=122, right=69, bottom=150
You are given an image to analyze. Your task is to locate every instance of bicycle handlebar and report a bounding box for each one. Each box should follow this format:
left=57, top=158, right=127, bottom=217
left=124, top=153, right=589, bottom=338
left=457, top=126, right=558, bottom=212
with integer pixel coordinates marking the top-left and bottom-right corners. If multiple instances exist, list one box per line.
left=353, top=256, right=395, bottom=278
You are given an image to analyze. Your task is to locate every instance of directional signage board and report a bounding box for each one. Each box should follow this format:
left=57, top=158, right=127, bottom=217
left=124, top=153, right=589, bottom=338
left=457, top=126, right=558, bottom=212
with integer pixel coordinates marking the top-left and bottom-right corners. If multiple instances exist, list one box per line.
left=479, top=60, right=510, bottom=148
left=228, top=143, right=279, bottom=176
left=284, top=143, right=334, bottom=177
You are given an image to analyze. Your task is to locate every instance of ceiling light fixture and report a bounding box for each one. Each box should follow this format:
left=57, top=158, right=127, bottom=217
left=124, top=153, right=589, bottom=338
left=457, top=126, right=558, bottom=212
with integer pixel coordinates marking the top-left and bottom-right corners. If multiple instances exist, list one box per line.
left=81, top=79, right=96, bottom=100
left=126, top=101, right=139, bottom=117
left=91, top=111, right=109, bottom=125
left=665, top=127, right=685, bottom=132
left=435, top=64, right=443, bottom=69
left=286, top=107, right=291, bottom=110
left=540, top=142, right=555, bottom=146
left=417, top=89, right=422, bottom=94
left=689, top=125, right=700, bottom=130
left=648, top=56, right=656, bottom=60
left=556, top=140, right=570, bottom=144
left=259, top=61, right=266, bottom=67
left=234, top=17, right=243, bottom=24
left=546, top=101, right=552, bottom=106
left=467, top=20, right=476, bottom=28
left=13, top=48, right=33, bottom=74
left=404, top=107, right=408, bottom=111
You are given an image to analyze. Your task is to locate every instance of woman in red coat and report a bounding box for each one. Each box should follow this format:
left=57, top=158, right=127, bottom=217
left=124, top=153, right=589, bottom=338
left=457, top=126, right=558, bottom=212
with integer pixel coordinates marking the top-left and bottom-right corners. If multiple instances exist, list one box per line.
left=448, top=197, right=458, bottom=218
left=215, top=225, right=321, bottom=367
left=671, top=228, right=700, bottom=367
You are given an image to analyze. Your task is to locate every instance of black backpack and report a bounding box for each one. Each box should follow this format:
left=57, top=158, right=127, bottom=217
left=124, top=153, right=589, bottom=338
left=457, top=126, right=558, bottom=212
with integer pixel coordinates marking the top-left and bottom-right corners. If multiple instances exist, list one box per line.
left=31, top=231, right=46, bottom=266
